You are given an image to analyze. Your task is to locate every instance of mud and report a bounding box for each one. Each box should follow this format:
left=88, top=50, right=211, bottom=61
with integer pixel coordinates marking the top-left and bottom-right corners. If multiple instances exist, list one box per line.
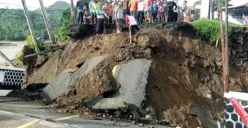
left=25, top=24, right=248, bottom=127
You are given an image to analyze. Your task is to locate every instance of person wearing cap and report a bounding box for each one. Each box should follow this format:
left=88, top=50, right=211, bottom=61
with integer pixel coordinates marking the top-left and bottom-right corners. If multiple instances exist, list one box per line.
left=96, top=2, right=109, bottom=34
left=115, top=3, right=124, bottom=33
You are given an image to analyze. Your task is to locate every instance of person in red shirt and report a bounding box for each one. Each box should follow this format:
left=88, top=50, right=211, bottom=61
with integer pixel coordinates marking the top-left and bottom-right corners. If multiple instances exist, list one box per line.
left=128, top=0, right=138, bottom=20
left=102, top=2, right=111, bottom=24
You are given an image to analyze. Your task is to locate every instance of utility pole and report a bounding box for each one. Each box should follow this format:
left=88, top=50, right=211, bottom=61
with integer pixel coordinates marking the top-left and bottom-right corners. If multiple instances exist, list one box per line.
left=219, top=0, right=227, bottom=94
left=39, top=0, right=55, bottom=44
left=21, top=0, right=40, bottom=53
left=224, top=0, right=229, bottom=93
left=70, top=0, right=75, bottom=24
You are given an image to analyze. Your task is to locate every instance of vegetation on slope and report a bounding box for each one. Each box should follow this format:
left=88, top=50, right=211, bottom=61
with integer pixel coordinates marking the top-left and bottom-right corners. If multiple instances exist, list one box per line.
left=191, top=19, right=233, bottom=44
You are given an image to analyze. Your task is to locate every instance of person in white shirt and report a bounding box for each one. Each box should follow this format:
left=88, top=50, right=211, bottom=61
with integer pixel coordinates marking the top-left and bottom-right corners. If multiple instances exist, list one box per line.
left=137, top=0, right=145, bottom=23
left=125, top=15, right=140, bottom=43
left=115, top=3, right=124, bottom=33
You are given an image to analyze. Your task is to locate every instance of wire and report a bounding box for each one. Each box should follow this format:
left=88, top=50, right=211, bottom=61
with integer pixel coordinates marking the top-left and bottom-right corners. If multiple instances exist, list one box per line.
left=0, top=2, right=69, bottom=10
left=0, top=2, right=39, bottom=9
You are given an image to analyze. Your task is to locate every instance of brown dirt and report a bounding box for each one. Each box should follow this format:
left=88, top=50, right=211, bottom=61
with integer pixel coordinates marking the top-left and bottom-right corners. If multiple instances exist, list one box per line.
left=25, top=27, right=248, bottom=127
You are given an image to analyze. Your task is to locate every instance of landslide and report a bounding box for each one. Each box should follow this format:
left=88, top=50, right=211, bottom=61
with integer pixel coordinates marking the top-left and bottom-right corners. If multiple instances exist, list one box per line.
left=25, top=24, right=248, bottom=127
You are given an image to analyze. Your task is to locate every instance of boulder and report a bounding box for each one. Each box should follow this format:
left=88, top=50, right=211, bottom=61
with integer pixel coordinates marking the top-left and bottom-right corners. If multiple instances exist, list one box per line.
left=91, top=59, right=152, bottom=110
left=41, top=72, right=72, bottom=103
left=41, top=55, right=107, bottom=103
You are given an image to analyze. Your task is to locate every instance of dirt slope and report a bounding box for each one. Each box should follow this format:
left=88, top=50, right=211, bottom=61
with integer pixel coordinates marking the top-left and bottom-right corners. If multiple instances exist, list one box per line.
left=25, top=26, right=248, bottom=127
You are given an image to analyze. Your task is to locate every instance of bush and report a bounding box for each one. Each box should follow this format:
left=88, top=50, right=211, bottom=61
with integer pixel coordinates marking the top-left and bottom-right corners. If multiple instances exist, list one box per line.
left=191, top=19, right=233, bottom=44
left=58, top=9, right=71, bottom=42
left=26, top=35, right=35, bottom=52
left=14, top=51, right=24, bottom=66
left=26, top=35, right=45, bottom=53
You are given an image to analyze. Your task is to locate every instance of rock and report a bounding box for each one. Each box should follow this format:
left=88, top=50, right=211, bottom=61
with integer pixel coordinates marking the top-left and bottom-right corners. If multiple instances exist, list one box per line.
left=112, top=59, right=152, bottom=109
left=145, top=115, right=152, bottom=120
left=195, top=85, right=212, bottom=99
left=41, top=55, right=107, bottom=104
left=131, top=121, right=136, bottom=125
left=70, top=55, right=107, bottom=87
left=139, top=123, right=144, bottom=127
left=189, top=105, right=219, bottom=128
left=92, top=97, right=126, bottom=110
left=41, top=72, right=72, bottom=103
left=91, top=59, right=152, bottom=110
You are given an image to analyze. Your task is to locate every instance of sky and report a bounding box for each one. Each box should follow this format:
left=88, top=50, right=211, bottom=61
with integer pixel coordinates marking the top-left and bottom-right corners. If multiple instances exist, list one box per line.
left=0, top=0, right=247, bottom=10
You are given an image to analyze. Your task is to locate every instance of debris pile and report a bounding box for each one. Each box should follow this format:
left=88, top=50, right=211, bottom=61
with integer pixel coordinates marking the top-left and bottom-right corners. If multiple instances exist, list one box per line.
left=24, top=23, right=248, bottom=127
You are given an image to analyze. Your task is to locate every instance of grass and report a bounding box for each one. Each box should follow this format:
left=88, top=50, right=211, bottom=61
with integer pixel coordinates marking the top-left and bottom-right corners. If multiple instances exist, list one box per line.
left=13, top=51, right=24, bottom=66
left=191, top=19, right=234, bottom=44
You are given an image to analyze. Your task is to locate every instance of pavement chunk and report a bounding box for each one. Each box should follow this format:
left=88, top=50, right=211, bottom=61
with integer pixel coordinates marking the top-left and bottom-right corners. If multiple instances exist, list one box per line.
left=92, top=59, right=152, bottom=110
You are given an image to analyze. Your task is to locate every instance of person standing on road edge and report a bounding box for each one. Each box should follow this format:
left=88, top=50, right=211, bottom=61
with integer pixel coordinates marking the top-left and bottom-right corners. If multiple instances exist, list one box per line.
left=137, top=0, right=145, bottom=24
left=77, top=0, right=84, bottom=24
left=88, top=0, right=95, bottom=24
left=144, top=0, right=152, bottom=23
left=122, top=0, right=129, bottom=16
left=112, top=0, right=119, bottom=24
left=103, top=2, right=111, bottom=24
left=93, top=0, right=101, bottom=24
left=152, top=0, right=158, bottom=23
left=128, top=0, right=138, bottom=20
left=115, top=3, right=124, bottom=33
left=96, top=2, right=109, bottom=34
left=167, top=0, right=177, bottom=22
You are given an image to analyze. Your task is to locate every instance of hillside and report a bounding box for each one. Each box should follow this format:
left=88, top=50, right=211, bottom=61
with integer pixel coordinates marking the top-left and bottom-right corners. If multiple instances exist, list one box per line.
left=0, top=1, right=70, bottom=41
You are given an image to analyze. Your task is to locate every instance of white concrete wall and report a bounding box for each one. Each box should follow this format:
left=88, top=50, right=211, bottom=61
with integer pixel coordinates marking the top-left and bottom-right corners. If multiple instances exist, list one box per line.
left=213, top=11, right=244, bottom=25
left=200, top=0, right=210, bottom=19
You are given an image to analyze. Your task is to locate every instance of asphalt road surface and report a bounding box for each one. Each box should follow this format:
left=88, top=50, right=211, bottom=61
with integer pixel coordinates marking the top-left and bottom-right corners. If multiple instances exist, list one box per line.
left=0, top=96, right=171, bottom=128
left=0, top=41, right=25, bottom=66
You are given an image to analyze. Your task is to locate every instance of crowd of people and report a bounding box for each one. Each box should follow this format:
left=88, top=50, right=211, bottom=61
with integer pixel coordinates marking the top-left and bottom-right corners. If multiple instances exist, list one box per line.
left=76, top=0, right=197, bottom=35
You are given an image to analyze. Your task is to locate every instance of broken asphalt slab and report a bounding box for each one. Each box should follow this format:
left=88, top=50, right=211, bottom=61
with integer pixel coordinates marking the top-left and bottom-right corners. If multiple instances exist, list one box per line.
left=91, top=59, right=152, bottom=110
left=41, top=55, right=107, bottom=103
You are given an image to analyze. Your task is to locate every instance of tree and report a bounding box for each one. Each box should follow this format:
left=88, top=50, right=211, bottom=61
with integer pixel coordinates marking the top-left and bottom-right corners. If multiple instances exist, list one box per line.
left=214, top=0, right=232, bottom=8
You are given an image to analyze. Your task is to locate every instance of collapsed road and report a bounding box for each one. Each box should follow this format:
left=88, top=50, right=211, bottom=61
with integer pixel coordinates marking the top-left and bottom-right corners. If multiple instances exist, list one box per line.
left=3, top=22, right=248, bottom=127
left=0, top=95, right=168, bottom=128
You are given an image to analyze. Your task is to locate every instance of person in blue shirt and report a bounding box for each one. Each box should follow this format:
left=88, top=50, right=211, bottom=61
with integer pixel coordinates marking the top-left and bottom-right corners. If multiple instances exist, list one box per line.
left=88, top=0, right=94, bottom=24
left=152, top=1, right=158, bottom=23
left=76, top=0, right=84, bottom=24
left=96, top=2, right=109, bottom=34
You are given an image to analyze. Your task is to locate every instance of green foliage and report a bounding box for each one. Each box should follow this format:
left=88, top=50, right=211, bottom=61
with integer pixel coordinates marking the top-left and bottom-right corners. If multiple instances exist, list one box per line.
left=214, top=0, right=232, bottom=7
left=26, top=35, right=35, bottom=52
left=14, top=51, right=24, bottom=66
left=26, top=35, right=45, bottom=53
left=191, top=19, right=233, bottom=44
left=0, top=1, right=70, bottom=41
left=58, top=8, right=71, bottom=42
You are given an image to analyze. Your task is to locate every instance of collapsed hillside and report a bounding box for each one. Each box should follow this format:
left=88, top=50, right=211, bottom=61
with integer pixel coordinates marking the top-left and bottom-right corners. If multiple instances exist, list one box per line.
left=24, top=23, right=248, bottom=127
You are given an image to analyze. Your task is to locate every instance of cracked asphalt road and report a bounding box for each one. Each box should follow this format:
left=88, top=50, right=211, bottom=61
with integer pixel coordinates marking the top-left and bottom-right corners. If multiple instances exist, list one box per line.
left=0, top=95, right=171, bottom=128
